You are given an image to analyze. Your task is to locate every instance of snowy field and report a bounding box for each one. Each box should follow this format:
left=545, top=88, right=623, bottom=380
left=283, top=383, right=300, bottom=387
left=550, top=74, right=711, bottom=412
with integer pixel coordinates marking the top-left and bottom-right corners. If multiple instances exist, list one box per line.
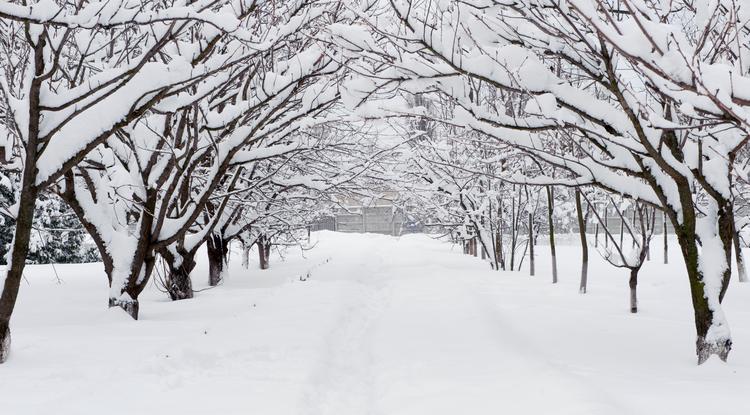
left=1, top=231, right=750, bottom=415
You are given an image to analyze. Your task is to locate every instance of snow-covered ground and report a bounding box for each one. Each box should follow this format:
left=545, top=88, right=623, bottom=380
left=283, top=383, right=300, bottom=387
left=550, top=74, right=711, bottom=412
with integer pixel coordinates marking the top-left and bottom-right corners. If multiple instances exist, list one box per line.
left=1, top=231, right=750, bottom=414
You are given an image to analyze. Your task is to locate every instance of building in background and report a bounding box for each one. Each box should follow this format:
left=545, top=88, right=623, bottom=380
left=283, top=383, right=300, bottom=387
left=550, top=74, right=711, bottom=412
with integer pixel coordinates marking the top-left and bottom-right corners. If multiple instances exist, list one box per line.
left=311, top=194, right=405, bottom=236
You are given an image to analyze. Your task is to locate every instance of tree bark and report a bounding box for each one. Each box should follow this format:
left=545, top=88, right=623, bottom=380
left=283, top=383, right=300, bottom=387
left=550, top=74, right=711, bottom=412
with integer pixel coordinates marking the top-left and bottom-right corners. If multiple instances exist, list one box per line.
left=495, top=230, right=504, bottom=271
left=257, top=234, right=271, bottom=270
left=160, top=249, right=196, bottom=301
left=575, top=190, right=589, bottom=294
left=528, top=212, right=535, bottom=276
left=0, top=321, right=9, bottom=363
left=107, top=251, right=156, bottom=320
left=207, top=234, right=229, bottom=286
left=662, top=211, right=669, bottom=264
left=0, top=31, right=46, bottom=363
left=167, top=263, right=195, bottom=301
left=0, top=186, right=38, bottom=363
left=717, top=207, right=735, bottom=301
left=110, top=222, right=157, bottom=320
left=669, top=199, right=734, bottom=364
left=629, top=268, right=638, bottom=313
left=241, top=241, right=251, bottom=270
left=731, top=211, right=748, bottom=282
left=678, top=233, right=732, bottom=363
left=498, top=199, right=505, bottom=270
left=631, top=209, right=637, bottom=248
left=510, top=190, right=517, bottom=271
left=108, top=297, right=139, bottom=320
left=64, top=186, right=155, bottom=320
left=546, top=186, right=557, bottom=283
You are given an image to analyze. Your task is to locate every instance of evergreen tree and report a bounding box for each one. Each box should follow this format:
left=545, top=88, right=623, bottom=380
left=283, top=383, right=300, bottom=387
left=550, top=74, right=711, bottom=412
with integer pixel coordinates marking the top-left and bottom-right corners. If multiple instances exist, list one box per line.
left=1, top=179, right=99, bottom=265
left=0, top=173, right=13, bottom=265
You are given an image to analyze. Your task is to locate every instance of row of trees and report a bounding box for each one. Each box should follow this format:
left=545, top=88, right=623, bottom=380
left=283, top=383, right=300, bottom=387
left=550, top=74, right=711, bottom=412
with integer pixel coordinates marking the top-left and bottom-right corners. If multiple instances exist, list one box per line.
left=332, top=0, right=750, bottom=363
left=0, top=0, right=400, bottom=363
left=3, top=0, right=750, bottom=366
left=397, top=111, right=671, bottom=312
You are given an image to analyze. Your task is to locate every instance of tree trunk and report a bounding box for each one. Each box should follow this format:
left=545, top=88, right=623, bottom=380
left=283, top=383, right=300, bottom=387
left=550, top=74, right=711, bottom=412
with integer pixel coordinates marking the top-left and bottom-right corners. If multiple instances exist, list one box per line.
left=0, top=186, right=38, bottom=363
left=546, top=186, right=557, bottom=283
left=672, top=208, right=733, bottom=364
left=575, top=190, right=589, bottom=294
left=207, top=234, right=229, bottom=286
left=680, top=234, right=732, bottom=363
left=495, top=230, right=504, bottom=271
left=731, top=213, right=748, bottom=282
left=662, top=211, right=669, bottom=264
left=161, top=250, right=196, bottom=301
left=167, top=264, right=195, bottom=301
left=241, top=242, right=251, bottom=270
left=631, top=209, right=637, bottom=248
left=257, top=235, right=271, bottom=270
left=0, top=34, right=46, bottom=363
left=0, top=321, right=9, bottom=363
left=498, top=199, right=505, bottom=270
left=159, top=246, right=196, bottom=301
left=510, top=191, right=517, bottom=271
left=528, top=212, right=535, bottom=276
left=108, top=297, right=139, bottom=320
left=629, top=268, right=638, bottom=313
left=108, top=230, right=157, bottom=320
left=717, top=206, right=735, bottom=301
left=107, top=253, right=155, bottom=320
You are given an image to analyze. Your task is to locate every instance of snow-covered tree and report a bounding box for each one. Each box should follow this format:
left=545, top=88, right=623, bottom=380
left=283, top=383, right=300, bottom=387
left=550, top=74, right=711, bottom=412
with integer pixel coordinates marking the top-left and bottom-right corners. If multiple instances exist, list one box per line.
left=0, top=0, right=300, bottom=362
left=332, top=0, right=749, bottom=362
left=585, top=194, right=657, bottom=313
left=58, top=3, right=341, bottom=317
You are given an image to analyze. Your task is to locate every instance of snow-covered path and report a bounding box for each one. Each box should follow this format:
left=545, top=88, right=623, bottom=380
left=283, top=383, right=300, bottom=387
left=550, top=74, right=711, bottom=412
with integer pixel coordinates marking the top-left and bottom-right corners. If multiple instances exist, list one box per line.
left=2, top=232, right=750, bottom=414
left=301, top=236, right=631, bottom=415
